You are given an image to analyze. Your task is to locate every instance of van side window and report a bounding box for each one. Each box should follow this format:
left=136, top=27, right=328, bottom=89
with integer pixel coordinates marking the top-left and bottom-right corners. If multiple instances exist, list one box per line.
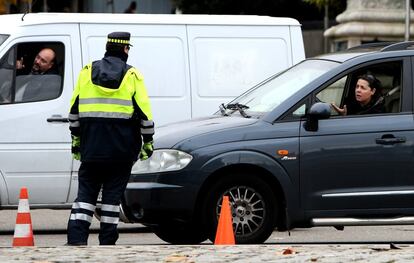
left=0, top=42, right=64, bottom=104
left=0, top=47, right=15, bottom=103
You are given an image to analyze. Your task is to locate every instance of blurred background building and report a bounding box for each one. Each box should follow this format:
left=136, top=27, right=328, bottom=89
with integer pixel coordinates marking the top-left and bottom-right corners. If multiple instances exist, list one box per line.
left=325, top=0, right=413, bottom=51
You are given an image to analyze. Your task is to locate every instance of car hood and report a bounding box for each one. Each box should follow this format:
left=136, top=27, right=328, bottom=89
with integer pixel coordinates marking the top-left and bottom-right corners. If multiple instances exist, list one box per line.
left=154, top=115, right=258, bottom=149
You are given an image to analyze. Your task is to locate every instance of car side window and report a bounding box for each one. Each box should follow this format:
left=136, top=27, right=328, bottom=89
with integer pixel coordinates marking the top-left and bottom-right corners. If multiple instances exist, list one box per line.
left=320, top=61, right=402, bottom=117
left=283, top=61, right=403, bottom=121
left=0, top=42, right=64, bottom=104
left=373, top=62, right=402, bottom=114
left=291, top=103, right=306, bottom=117
left=316, top=76, right=347, bottom=116
left=285, top=76, right=347, bottom=120
left=340, top=61, right=403, bottom=115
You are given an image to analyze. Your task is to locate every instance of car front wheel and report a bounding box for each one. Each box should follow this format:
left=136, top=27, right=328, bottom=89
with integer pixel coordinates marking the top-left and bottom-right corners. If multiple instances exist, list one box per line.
left=203, top=173, right=277, bottom=244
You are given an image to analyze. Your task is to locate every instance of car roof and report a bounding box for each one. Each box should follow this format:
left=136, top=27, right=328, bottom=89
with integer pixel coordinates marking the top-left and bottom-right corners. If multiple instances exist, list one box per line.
left=314, top=41, right=414, bottom=63
left=315, top=51, right=376, bottom=63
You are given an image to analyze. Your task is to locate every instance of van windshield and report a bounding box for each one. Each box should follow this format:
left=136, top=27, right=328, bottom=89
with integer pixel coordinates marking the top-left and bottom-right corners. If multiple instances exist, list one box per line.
left=0, top=34, right=9, bottom=47
left=225, top=59, right=340, bottom=116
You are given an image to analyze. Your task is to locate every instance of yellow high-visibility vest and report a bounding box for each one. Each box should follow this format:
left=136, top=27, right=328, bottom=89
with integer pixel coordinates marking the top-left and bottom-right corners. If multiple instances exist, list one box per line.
left=70, top=64, right=153, bottom=121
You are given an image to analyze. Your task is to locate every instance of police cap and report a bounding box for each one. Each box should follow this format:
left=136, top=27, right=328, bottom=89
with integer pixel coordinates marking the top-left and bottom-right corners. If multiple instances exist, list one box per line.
left=107, top=32, right=133, bottom=46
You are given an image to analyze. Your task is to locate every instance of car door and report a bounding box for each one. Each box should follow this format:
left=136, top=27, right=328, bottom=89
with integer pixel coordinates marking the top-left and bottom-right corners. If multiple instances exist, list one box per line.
left=299, top=58, right=414, bottom=216
left=0, top=36, right=74, bottom=206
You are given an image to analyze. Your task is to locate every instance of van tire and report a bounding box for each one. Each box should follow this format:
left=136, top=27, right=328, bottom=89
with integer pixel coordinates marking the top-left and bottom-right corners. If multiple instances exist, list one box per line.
left=94, top=188, right=133, bottom=223
left=203, top=173, right=277, bottom=244
left=152, top=223, right=207, bottom=244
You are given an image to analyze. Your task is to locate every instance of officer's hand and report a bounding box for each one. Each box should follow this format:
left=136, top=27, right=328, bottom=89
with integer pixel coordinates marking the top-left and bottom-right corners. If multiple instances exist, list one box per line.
left=71, top=135, right=81, bottom=161
left=139, top=141, right=154, bottom=161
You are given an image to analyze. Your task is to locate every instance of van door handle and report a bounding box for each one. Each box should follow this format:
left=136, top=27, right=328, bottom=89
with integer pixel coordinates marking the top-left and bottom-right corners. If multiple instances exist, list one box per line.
left=47, top=115, right=69, bottom=123
left=375, top=135, right=406, bottom=145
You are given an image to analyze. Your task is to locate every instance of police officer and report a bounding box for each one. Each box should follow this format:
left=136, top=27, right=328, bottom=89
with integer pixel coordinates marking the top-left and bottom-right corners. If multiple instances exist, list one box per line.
left=67, top=32, right=154, bottom=245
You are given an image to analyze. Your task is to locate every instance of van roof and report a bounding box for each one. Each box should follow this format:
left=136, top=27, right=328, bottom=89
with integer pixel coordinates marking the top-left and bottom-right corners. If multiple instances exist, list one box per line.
left=0, top=13, right=301, bottom=27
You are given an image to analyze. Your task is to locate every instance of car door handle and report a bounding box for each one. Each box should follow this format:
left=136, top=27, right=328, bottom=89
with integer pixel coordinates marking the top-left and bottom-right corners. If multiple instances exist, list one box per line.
left=47, top=115, right=69, bottom=123
left=375, top=135, right=406, bottom=145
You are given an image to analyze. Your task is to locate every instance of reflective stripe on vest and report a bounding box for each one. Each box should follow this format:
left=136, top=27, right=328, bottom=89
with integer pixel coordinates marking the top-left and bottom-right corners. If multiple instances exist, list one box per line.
left=77, top=64, right=136, bottom=119
left=80, top=98, right=132, bottom=106
left=79, top=111, right=132, bottom=119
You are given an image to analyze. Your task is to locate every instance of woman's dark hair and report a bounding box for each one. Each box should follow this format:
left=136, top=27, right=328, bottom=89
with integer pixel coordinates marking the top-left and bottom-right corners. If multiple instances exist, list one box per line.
left=358, top=74, right=383, bottom=99
left=358, top=74, right=381, bottom=91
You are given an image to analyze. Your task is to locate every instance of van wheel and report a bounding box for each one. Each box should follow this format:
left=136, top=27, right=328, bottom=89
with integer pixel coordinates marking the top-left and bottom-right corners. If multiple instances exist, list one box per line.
left=203, top=173, right=277, bottom=244
left=94, top=188, right=132, bottom=223
left=152, top=223, right=207, bottom=244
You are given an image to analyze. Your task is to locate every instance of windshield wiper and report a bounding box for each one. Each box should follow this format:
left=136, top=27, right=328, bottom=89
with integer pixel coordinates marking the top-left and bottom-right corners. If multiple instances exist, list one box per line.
left=226, top=103, right=250, bottom=118
left=219, top=103, right=229, bottom=116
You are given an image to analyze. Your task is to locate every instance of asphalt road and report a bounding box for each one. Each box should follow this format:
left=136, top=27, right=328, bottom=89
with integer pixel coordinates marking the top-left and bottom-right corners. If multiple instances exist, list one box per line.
left=2, top=209, right=414, bottom=247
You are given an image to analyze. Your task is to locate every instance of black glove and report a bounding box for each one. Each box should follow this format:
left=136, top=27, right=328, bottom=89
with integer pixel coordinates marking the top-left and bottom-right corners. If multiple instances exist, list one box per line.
left=71, top=135, right=80, bottom=160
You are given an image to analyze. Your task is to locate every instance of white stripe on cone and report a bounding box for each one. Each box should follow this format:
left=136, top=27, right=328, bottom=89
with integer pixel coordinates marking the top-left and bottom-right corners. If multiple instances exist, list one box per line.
left=17, top=199, right=30, bottom=213
left=13, top=224, right=31, bottom=238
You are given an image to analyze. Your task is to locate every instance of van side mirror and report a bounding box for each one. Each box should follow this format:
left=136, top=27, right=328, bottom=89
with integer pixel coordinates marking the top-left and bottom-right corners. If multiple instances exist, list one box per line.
left=304, top=102, right=331, bottom=132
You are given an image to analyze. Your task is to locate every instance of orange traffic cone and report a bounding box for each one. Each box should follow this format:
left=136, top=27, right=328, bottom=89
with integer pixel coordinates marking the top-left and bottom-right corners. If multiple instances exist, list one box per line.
left=214, top=195, right=235, bottom=245
left=12, top=187, right=34, bottom=246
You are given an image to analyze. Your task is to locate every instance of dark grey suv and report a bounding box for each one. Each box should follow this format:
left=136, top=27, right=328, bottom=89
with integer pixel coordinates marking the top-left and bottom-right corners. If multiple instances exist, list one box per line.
left=123, top=42, right=414, bottom=244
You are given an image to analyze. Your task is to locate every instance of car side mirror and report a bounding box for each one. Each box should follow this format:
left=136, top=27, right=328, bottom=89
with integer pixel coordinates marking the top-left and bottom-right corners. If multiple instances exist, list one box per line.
left=304, top=102, right=331, bottom=132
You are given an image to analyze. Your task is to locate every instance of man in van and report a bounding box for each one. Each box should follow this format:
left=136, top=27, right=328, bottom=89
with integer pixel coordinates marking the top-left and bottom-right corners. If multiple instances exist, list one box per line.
left=16, top=48, right=57, bottom=75
left=14, top=48, right=60, bottom=102
left=66, top=32, right=155, bottom=245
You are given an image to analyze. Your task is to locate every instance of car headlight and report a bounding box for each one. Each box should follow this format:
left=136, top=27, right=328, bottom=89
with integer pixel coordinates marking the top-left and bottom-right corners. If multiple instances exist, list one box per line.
left=131, top=149, right=193, bottom=174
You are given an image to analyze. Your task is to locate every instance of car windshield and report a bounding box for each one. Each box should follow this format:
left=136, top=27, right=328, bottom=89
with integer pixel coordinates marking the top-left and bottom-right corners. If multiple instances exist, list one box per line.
left=224, top=59, right=340, bottom=116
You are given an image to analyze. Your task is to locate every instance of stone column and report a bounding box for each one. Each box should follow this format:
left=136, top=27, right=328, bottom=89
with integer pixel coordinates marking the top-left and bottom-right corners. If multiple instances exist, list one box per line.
left=324, top=0, right=414, bottom=51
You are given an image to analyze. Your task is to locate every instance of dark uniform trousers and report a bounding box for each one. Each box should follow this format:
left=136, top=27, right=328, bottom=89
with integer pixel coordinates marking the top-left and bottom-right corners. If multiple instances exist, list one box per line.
left=67, top=161, right=133, bottom=245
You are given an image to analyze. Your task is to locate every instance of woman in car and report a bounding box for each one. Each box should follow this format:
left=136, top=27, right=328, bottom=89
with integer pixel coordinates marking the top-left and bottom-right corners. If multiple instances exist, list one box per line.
left=331, top=74, right=385, bottom=115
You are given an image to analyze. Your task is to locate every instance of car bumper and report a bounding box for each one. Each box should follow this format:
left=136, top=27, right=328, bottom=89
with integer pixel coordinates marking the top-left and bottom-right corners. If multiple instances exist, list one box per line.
left=123, top=172, right=198, bottom=225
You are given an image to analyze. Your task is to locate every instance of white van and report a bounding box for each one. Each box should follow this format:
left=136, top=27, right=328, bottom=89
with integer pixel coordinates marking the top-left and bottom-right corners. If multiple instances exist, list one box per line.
left=0, top=13, right=304, bottom=208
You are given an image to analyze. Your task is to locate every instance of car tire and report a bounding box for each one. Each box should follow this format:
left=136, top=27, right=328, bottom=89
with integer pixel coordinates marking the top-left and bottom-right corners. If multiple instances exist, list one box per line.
left=152, top=223, right=208, bottom=244
left=203, top=172, right=277, bottom=244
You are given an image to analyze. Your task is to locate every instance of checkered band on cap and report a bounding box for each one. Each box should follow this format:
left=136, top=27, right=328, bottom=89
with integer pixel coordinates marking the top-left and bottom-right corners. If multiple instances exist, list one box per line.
left=106, top=32, right=132, bottom=46
left=107, top=38, right=130, bottom=45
